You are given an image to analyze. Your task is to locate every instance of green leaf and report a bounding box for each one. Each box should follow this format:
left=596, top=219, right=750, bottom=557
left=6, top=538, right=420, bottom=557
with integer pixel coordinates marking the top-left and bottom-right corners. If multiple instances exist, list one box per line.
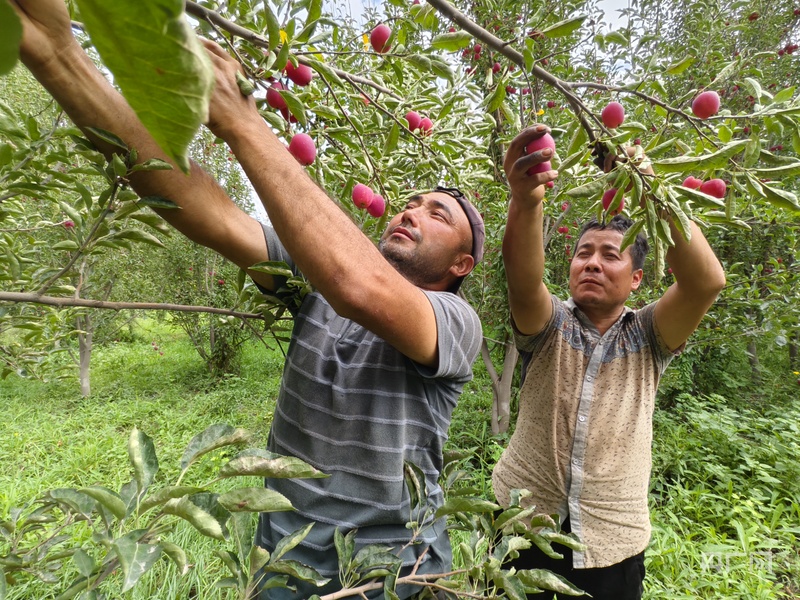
left=161, top=542, right=189, bottom=576
left=710, top=59, right=739, bottom=85
left=128, top=428, right=158, bottom=496
left=180, top=424, right=250, bottom=472
left=384, top=122, right=399, bottom=155
left=485, top=84, right=507, bottom=114
left=129, top=158, right=174, bottom=173
left=653, top=139, right=748, bottom=172
left=138, top=485, right=202, bottom=514
left=297, top=0, right=322, bottom=42
left=72, top=549, right=96, bottom=579
left=271, top=523, right=314, bottom=562
left=163, top=496, right=227, bottom=540
left=219, top=451, right=328, bottom=479
left=265, top=4, right=280, bottom=50
left=217, top=488, right=294, bottom=513
left=565, top=173, right=613, bottom=198
left=434, top=496, right=500, bottom=519
left=603, top=31, right=628, bottom=46
left=406, top=54, right=432, bottom=71
left=335, top=528, right=356, bottom=566
left=759, top=183, right=800, bottom=212
left=112, top=536, right=162, bottom=592
left=673, top=185, right=725, bottom=208
left=281, top=89, right=307, bottom=126
left=83, top=127, right=128, bottom=151
left=107, top=229, right=166, bottom=248
left=430, top=31, right=473, bottom=52
left=665, top=55, right=694, bottom=75
left=265, top=559, right=330, bottom=586
left=79, top=486, right=127, bottom=520
left=428, top=56, right=454, bottom=84
left=516, top=568, right=585, bottom=595
left=137, top=195, right=181, bottom=209
left=541, top=15, right=587, bottom=38
left=302, top=58, right=343, bottom=86
left=74, top=0, right=214, bottom=173
left=51, top=241, right=80, bottom=251
left=0, top=2, right=22, bottom=76
left=752, top=162, right=800, bottom=178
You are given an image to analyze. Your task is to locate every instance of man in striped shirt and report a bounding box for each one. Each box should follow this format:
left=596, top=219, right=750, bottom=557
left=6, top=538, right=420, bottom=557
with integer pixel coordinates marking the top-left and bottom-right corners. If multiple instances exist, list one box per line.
left=13, top=2, right=484, bottom=597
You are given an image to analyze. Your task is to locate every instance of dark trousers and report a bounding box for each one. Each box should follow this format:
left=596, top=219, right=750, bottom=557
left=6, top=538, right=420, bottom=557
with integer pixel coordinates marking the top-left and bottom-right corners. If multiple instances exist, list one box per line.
left=506, top=520, right=645, bottom=600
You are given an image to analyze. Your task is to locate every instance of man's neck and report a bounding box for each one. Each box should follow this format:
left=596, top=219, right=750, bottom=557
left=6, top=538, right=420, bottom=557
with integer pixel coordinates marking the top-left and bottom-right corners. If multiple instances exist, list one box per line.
left=574, top=302, right=626, bottom=336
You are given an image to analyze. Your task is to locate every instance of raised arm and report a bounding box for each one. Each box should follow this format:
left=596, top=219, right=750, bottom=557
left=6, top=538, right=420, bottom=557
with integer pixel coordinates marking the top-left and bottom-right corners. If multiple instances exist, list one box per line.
left=193, top=42, right=458, bottom=368
left=654, top=220, right=725, bottom=351
left=502, top=126, right=559, bottom=336
left=11, top=0, right=271, bottom=287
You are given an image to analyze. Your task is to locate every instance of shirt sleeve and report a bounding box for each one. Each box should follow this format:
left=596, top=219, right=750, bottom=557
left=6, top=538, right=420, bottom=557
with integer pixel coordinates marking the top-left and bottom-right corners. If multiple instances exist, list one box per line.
left=513, top=295, right=564, bottom=355
left=418, top=291, right=482, bottom=382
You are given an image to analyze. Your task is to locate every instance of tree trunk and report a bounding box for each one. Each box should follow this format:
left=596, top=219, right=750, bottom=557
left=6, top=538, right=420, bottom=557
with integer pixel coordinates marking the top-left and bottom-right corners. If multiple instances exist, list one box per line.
left=789, top=331, right=799, bottom=371
left=77, top=314, right=93, bottom=397
left=746, top=338, right=761, bottom=388
left=480, top=337, right=519, bottom=435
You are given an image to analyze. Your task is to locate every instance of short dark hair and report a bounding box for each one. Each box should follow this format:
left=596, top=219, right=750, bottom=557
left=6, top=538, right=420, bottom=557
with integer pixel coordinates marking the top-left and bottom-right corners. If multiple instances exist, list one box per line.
left=576, top=215, right=649, bottom=271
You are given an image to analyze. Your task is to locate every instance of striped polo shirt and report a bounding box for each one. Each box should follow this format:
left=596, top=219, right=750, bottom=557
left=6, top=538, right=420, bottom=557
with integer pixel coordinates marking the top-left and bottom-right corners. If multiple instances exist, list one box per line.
left=256, top=226, right=482, bottom=598
left=492, top=297, right=677, bottom=569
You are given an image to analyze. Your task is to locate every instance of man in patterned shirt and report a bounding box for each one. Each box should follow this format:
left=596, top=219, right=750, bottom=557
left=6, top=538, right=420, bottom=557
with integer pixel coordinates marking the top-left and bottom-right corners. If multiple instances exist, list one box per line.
left=13, top=1, right=484, bottom=598
left=494, top=125, right=725, bottom=599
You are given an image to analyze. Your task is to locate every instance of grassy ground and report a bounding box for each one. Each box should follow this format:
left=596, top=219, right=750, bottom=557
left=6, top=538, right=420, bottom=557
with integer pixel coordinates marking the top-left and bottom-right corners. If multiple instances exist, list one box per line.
left=1, top=319, right=798, bottom=598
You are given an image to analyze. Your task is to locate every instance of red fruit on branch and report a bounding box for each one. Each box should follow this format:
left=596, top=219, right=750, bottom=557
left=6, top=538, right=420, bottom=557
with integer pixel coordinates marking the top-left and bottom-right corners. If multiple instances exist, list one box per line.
left=682, top=176, right=703, bottom=189
left=691, top=91, right=720, bottom=119
left=405, top=111, right=422, bottom=131
left=368, top=194, right=386, bottom=217
left=288, top=133, right=316, bottom=166
left=63, top=220, right=75, bottom=229
left=601, top=101, right=625, bottom=128
left=699, top=178, right=727, bottom=198
left=285, top=62, right=313, bottom=86
left=370, top=24, right=391, bottom=53
left=419, top=117, right=433, bottom=135
left=266, top=83, right=287, bottom=110
left=352, top=183, right=374, bottom=209
left=602, top=188, right=624, bottom=215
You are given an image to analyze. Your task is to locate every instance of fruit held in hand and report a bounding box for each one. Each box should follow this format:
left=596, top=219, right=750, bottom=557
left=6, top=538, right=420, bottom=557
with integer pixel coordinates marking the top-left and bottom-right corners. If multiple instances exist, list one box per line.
left=682, top=176, right=703, bottom=189
left=601, top=101, right=625, bottom=128
left=371, top=24, right=391, bottom=53
left=524, top=132, right=556, bottom=175
left=285, top=62, right=313, bottom=86
left=699, top=178, right=726, bottom=198
left=267, top=83, right=287, bottom=110
left=368, top=194, right=386, bottom=217
left=602, top=188, right=624, bottom=215
left=691, top=91, right=720, bottom=119
left=405, top=111, right=422, bottom=131
left=288, top=133, right=316, bottom=165
left=352, top=183, right=374, bottom=209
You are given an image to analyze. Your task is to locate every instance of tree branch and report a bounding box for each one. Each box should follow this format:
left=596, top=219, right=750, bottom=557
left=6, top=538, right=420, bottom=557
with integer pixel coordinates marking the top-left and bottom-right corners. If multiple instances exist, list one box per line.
left=0, top=292, right=270, bottom=320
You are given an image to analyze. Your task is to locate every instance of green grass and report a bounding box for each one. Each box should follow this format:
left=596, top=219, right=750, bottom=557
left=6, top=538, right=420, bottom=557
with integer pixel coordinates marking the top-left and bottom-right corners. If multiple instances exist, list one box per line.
left=1, top=320, right=799, bottom=598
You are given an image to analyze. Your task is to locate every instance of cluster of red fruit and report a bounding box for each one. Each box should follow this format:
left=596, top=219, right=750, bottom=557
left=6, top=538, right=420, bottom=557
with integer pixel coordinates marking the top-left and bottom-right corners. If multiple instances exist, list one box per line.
left=461, top=43, right=483, bottom=61
left=682, top=176, right=727, bottom=198
left=778, top=43, right=799, bottom=56
left=351, top=183, right=387, bottom=218
left=405, top=111, right=433, bottom=135
left=265, top=59, right=315, bottom=123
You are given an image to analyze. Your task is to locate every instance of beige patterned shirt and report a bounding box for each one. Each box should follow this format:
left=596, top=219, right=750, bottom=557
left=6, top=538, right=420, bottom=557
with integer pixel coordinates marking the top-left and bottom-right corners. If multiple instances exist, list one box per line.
left=492, top=297, right=677, bottom=569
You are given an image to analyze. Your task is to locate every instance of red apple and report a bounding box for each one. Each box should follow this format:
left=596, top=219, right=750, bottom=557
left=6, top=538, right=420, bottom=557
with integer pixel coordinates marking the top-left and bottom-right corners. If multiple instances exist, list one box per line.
left=699, top=178, right=726, bottom=198
left=266, top=83, right=287, bottom=110
left=547, top=100, right=556, bottom=108
left=682, top=176, right=703, bottom=189
left=492, top=62, right=501, bottom=74
left=352, top=183, right=374, bottom=209
left=557, top=226, right=569, bottom=234
left=602, top=188, right=624, bottom=215
left=285, top=62, right=313, bottom=86
left=370, top=24, right=391, bottom=53
left=691, top=91, right=720, bottom=119
left=419, top=117, right=433, bottom=135
left=405, top=111, right=422, bottom=131
left=525, top=132, right=556, bottom=175
left=601, top=101, right=625, bottom=128
left=288, top=133, right=316, bottom=166
left=368, top=194, right=386, bottom=217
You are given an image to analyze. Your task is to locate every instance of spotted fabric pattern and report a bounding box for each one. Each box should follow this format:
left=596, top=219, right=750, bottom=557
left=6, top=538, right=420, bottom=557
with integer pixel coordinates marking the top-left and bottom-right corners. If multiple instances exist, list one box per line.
left=492, top=296, right=677, bottom=569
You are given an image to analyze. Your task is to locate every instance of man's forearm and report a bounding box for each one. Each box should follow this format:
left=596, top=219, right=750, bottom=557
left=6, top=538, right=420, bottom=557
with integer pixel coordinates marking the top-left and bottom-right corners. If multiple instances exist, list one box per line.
left=666, top=220, right=726, bottom=296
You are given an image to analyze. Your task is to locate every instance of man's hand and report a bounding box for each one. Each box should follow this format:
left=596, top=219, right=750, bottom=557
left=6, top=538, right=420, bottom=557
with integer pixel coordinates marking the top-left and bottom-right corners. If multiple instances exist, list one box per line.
left=504, top=125, right=559, bottom=207
left=11, top=0, right=77, bottom=71
left=200, top=40, right=261, bottom=141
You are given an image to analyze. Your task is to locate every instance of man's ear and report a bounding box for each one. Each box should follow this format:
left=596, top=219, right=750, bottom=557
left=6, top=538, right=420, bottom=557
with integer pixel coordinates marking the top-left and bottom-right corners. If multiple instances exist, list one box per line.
left=631, top=268, right=644, bottom=291
left=450, top=253, right=475, bottom=279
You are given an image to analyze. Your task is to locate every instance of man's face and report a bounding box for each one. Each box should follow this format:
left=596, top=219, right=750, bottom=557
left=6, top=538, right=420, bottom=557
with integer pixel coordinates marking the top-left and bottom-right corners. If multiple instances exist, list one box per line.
left=378, top=192, right=473, bottom=290
left=568, top=228, right=643, bottom=314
